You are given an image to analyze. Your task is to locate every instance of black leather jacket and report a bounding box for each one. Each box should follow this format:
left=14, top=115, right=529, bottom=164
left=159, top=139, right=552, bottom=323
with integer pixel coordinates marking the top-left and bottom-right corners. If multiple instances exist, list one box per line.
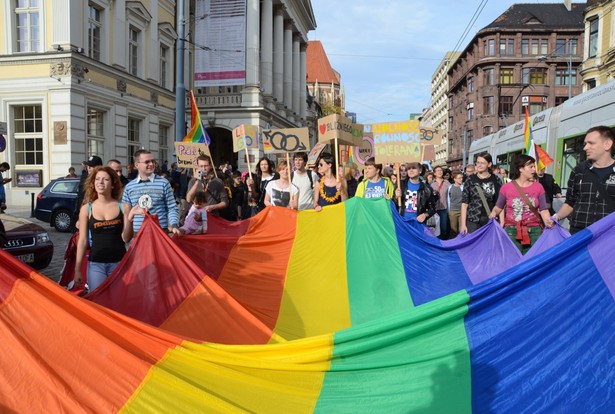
left=398, top=179, right=436, bottom=219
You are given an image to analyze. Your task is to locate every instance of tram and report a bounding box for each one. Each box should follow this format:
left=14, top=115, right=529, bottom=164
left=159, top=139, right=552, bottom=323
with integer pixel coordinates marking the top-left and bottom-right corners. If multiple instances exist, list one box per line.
left=468, top=79, right=615, bottom=186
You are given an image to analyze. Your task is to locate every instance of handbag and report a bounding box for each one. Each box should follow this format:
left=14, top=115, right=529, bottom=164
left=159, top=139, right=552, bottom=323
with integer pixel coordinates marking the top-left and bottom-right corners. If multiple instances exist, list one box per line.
left=512, top=181, right=544, bottom=227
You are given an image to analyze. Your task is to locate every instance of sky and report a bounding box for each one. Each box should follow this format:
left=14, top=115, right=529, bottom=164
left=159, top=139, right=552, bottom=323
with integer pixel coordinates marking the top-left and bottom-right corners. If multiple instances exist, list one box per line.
left=308, top=0, right=570, bottom=125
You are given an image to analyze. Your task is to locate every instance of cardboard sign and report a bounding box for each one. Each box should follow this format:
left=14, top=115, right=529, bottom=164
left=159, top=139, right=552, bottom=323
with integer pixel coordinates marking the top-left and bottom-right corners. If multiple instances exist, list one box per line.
left=422, top=144, right=436, bottom=162
left=317, top=114, right=363, bottom=146
left=307, top=142, right=328, bottom=166
left=262, top=128, right=310, bottom=154
left=372, top=120, right=440, bottom=163
left=352, top=132, right=375, bottom=168
left=174, top=142, right=211, bottom=169
left=232, top=124, right=259, bottom=152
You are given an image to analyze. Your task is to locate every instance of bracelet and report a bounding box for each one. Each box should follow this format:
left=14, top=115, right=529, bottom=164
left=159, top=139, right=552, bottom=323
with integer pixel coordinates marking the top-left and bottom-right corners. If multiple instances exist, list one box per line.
left=554, top=213, right=560, bottom=221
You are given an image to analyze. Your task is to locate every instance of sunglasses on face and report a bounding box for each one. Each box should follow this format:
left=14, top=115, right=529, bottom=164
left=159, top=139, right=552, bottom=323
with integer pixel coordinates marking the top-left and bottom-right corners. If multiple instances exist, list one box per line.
left=140, top=159, right=155, bottom=165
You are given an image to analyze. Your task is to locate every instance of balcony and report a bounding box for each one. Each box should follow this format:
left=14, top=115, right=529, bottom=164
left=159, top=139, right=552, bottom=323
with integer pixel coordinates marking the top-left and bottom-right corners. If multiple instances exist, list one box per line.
left=192, top=93, right=243, bottom=108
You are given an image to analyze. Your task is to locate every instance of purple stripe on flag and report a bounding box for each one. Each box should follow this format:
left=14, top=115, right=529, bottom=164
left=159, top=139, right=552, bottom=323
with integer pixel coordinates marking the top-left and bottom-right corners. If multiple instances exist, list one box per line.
left=587, top=213, right=615, bottom=300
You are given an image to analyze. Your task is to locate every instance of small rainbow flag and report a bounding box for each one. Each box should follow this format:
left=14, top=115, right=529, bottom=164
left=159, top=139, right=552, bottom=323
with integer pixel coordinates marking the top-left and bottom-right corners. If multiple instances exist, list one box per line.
left=524, top=106, right=553, bottom=170
left=183, top=90, right=211, bottom=145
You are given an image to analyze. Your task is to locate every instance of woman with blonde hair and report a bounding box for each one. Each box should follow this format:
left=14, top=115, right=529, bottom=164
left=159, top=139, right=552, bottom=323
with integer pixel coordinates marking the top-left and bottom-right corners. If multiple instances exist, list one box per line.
left=74, top=166, right=136, bottom=291
left=343, top=161, right=360, bottom=198
left=264, top=160, right=299, bottom=209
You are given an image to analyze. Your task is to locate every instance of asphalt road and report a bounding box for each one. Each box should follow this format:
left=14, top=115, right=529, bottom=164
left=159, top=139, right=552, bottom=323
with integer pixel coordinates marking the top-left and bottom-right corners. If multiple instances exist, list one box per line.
left=7, top=207, right=73, bottom=283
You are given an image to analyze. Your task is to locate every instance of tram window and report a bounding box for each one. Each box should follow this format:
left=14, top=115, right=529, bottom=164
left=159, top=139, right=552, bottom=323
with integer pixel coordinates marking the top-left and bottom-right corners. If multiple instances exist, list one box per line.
left=496, top=154, right=508, bottom=168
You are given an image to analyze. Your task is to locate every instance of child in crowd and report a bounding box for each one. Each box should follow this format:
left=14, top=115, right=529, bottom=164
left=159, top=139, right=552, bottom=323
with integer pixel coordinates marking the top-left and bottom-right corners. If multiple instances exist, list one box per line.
left=179, top=191, right=208, bottom=235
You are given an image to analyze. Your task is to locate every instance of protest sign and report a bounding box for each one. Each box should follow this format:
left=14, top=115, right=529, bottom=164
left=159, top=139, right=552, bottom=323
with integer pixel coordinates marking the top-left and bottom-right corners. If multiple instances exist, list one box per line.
left=262, top=128, right=310, bottom=154
left=372, top=120, right=440, bottom=164
left=174, top=142, right=211, bottom=169
left=232, top=125, right=259, bottom=152
left=317, top=114, right=363, bottom=146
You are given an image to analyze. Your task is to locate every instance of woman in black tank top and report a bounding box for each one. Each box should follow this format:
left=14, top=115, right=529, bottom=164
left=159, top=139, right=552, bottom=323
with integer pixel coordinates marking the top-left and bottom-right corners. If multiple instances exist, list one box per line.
left=75, top=166, right=135, bottom=291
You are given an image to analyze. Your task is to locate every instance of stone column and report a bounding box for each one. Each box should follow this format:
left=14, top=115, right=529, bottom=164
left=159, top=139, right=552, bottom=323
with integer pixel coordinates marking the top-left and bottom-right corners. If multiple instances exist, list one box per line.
left=273, top=8, right=284, bottom=103
left=242, top=0, right=260, bottom=106
left=283, top=22, right=293, bottom=109
left=292, top=35, right=301, bottom=114
left=300, top=43, right=307, bottom=119
left=260, top=0, right=273, bottom=96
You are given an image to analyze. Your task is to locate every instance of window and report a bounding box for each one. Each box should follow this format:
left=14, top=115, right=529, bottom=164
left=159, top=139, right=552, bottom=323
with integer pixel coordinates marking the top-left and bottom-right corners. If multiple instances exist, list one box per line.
left=160, top=46, right=168, bottom=88
left=556, top=69, right=577, bottom=86
left=522, top=68, right=547, bottom=85
left=500, top=38, right=514, bottom=55
left=529, top=38, right=548, bottom=55
left=467, top=106, right=474, bottom=121
left=483, top=96, right=494, bottom=115
left=569, top=39, right=578, bottom=56
left=522, top=39, right=529, bottom=55
left=499, top=96, right=513, bottom=116
left=483, top=126, right=493, bottom=135
left=13, top=105, right=43, bottom=165
left=484, top=68, right=494, bottom=85
left=500, top=68, right=514, bottom=84
left=586, top=79, right=597, bottom=90
left=555, top=38, right=566, bottom=56
left=484, top=39, right=495, bottom=56
left=589, top=18, right=599, bottom=58
left=467, top=77, right=474, bottom=93
left=158, top=125, right=169, bottom=163
left=529, top=102, right=546, bottom=115
left=449, top=116, right=453, bottom=130
left=128, top=118, right=141, bottom=165
left=129, top=27, right=139, bottom=76
left=15, top=0, right=40, bottom=53
left=555, top=96, right=568, bottom=106
left=88, top=4, right=102, bottom=61
left=466, top=130, right=474, bottom=148
left=87, top=108, right=105, bottom=159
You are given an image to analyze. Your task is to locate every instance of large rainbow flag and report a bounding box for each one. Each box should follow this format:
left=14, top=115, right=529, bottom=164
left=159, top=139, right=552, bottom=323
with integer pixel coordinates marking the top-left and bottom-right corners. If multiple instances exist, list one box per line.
left=1, top=198, right=613, bottom=412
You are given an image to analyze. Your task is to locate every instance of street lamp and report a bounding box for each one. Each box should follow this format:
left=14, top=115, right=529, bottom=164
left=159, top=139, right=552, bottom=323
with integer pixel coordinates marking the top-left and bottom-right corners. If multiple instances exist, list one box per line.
left=538, top=51, right=573, bottom=99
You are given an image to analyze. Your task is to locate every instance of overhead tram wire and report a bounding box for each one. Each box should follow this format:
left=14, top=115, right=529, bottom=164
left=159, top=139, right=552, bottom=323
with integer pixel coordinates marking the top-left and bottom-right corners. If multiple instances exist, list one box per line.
left=450, top=0, right=490, bottom=54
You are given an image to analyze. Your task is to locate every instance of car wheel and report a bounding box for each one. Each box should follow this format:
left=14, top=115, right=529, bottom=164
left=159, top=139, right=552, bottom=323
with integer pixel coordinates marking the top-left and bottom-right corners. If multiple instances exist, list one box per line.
left=52, top=209, right=73, bottom=233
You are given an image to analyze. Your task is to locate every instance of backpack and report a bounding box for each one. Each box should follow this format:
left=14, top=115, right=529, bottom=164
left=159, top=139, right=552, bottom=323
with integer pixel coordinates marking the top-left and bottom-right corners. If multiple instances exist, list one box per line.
left=291, top=170, right=315, bottom=189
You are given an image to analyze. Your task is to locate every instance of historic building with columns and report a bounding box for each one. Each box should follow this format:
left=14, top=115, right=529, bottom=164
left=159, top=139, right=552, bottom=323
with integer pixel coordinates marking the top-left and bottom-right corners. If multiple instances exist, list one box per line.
left=0, top=0, right=177, bottom=207
left=190, top=0, right=316, bottom=171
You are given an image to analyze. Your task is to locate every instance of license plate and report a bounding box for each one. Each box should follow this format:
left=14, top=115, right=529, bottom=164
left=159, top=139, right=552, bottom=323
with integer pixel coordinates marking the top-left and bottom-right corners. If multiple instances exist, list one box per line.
left=16, top=253, right=34, bottom=264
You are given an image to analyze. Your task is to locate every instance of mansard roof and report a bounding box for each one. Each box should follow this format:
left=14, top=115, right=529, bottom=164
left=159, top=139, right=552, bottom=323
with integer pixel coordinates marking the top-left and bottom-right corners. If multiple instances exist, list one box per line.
left=482, top=3, right=586, bottom=31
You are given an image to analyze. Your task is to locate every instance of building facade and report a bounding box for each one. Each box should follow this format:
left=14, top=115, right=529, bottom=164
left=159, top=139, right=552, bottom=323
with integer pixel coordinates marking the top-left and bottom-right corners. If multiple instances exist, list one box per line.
left=431, top=52, right=460, bottom=168
left=0, top=0, right=177, bottom=206
left=190, top=0, right=316, bottom=171
left=447, top=3, right=585, bottom=170
left=582, top=0, right=615, bottom=87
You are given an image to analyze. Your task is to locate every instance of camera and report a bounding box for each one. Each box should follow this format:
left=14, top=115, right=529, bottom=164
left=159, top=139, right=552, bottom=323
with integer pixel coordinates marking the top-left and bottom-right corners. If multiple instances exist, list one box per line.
left=197, top=170, right=203, bottom=180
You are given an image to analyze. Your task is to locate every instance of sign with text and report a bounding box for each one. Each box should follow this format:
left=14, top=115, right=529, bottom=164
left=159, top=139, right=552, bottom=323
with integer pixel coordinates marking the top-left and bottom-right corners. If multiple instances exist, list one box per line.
left=174, top=142, right=211, bottom=169
left=317, top=114, right=363, bottom=146
left=232, top=124, right=259, bottom=152
left=307, top=142, right=328, bottom=166
left=372, top=120, right=440, bottom=163
left=262, top=128, right=310, bottom=154
left=352, top=131, right=375, bottom=168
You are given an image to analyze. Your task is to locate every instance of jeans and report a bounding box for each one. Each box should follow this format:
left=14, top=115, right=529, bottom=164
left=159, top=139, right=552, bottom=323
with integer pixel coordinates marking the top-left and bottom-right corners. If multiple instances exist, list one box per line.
left=437, top=209, right=450, bottom=240
left=87, top=261, right=120, bottom=291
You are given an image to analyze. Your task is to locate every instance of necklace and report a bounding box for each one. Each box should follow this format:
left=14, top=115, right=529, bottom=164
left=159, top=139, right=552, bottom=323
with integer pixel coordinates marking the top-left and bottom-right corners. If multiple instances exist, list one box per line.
left=320, top=176, right=340, bottom=203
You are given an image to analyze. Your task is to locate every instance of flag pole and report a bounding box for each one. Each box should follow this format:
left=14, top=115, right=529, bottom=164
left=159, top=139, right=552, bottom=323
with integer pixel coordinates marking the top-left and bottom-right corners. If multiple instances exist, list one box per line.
left=395, top=162, right=402, bottom=208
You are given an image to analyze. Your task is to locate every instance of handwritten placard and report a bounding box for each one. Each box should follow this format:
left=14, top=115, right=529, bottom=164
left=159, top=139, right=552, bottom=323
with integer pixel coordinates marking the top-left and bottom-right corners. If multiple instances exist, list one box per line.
left=317, top=114, right=363, bottom=146
left=174, top=142, right=212, bottom=169
left=232, top=124, right=259, bottom=152
left=372, top=120, right=440, bottom=163
left=262, top=128, right=310, bottom=154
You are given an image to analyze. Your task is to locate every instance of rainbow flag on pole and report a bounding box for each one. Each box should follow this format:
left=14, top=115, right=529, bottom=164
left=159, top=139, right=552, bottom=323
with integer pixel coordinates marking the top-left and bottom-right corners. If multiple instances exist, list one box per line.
left=524, top=106, right=553, bottom=169
left=183, top=90, right=211, bottom=145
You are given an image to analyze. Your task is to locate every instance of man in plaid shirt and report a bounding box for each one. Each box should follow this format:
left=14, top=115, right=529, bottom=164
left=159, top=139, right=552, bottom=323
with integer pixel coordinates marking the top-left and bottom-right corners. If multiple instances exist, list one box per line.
left=556, top=126, right=615, bottom=234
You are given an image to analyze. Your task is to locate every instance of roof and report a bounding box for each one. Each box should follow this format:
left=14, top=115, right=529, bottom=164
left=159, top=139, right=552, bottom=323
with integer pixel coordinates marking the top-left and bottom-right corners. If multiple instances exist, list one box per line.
left=483, top=3, right=586, bottom=31
left=306, top=41, right=340, bottom=85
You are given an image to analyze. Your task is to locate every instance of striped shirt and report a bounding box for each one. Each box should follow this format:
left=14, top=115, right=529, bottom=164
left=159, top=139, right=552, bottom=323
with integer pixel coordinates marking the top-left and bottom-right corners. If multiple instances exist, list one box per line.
left=122, top=174, right=179, bottom=234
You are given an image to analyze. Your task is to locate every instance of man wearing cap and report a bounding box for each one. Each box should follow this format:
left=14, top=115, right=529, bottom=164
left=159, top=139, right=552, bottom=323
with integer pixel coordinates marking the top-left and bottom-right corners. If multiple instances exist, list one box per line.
left=122, top=150, right=180, bottom=235
left=72, top=155, right=103, bottom=232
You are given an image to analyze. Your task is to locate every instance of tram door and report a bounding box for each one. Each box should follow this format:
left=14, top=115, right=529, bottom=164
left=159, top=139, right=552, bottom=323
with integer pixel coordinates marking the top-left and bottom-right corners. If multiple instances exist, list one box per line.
left=560, top=135, right=586, bottom=189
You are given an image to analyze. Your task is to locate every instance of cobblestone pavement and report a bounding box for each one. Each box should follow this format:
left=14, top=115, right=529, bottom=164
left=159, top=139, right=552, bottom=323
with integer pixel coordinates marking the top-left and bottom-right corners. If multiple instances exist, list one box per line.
left=6, top=207, right=73, bottom=283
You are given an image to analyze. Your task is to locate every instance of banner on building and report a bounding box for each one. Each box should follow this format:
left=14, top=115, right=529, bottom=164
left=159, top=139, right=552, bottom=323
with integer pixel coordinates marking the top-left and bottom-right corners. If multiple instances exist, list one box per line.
left=317, top=114, right=363, bottom=146
left=372, top=120, right=440, bottom=164
left=262, top=128, right=310, bottom=154
left=173, top=142, right=211, bottom=169
left=232, top=125, right=259, bottom=152
left=194, top=0, right=246, bottom=86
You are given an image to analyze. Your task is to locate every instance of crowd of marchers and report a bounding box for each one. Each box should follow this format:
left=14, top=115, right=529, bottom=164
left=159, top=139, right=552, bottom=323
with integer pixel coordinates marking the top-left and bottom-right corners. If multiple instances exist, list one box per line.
left=69, top=125, right=615, bottom=291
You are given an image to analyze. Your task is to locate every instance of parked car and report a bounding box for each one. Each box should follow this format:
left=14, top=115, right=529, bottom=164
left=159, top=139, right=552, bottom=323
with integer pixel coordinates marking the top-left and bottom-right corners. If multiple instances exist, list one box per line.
left=2, top=214, right=54, bottom=270
left=34, top=177, right=79, bottom=232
